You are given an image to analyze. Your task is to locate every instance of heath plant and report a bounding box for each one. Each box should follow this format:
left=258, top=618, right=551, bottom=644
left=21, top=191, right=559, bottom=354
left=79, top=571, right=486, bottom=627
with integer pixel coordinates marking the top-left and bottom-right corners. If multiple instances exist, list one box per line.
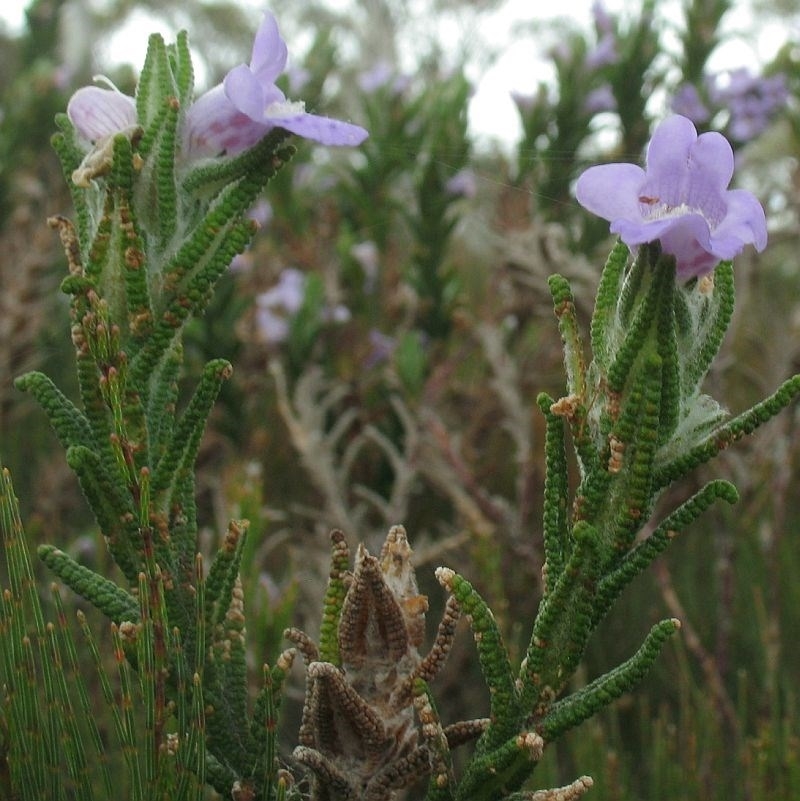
left=1, top=4, right=799, bottom=801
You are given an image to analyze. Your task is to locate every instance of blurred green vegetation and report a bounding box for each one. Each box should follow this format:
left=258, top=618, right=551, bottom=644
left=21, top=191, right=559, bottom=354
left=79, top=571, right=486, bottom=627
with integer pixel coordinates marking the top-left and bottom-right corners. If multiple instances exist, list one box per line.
left=1, top=0, right=799, bottom=797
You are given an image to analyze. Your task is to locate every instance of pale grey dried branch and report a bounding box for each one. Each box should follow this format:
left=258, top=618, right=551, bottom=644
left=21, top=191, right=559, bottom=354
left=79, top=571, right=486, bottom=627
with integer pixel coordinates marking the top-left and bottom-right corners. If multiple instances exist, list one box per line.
left=270, top=360, right=360, bottom=533
left=476, top=321, right=534, bottom=540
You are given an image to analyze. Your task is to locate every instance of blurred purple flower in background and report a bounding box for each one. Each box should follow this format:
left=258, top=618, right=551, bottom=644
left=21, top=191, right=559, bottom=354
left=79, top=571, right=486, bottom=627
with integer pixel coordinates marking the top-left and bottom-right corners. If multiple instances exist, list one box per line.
left=364, top=329, right=396, bottom=369
left=585, top=35, right=618, bottom=70
left=584, top=84, right=617, bottom=115
left=576, top=115, right=767, bottom=280
left=230, top=200, right=274, bottom=272
left=255, top=268, right=350, bottom=343
left=708, top=68, right=788, bottom=142
left=510, top=91, right=539, bottom=116
left=321, top=304, right=351, bottom=325
left=445, top=168, right=478, bottom=198
left=247, top=198, right=274, bottom=228
left=357, top=61, right=412, bottom=95
left=669, top=83, right=710, bottom=125
left=585, top=0, right=617, bottom=70
left=591, top=0, right=614, bottom=36
left=350, top=240, right=380, bottom=292
left=255, top=268, right=306, bottom=343
left=184, top=11, right=368, bottom=158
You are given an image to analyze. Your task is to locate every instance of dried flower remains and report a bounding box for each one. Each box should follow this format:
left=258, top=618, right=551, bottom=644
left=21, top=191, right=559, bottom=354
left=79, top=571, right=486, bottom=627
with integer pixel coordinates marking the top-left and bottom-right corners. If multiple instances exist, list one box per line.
left=286, top=527, right=479, bottom=800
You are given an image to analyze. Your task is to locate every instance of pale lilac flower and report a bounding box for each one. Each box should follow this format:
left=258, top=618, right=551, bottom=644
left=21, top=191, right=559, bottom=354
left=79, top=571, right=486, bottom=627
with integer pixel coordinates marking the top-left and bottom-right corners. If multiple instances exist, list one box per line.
left=255, top=268, right=306, bottom=343
left=248, top=198, right=274, bottom=228
left=709, top=68, right=788, bottom=142
left=259, top=268, right=306, bottom=313
left=255, top=307, right=291, bottom=343
left=357, top=61, right=411, bottom=95
left=445, top=168, right=478, bottom=198
left=585, top=34, right=618, bottom=71
left=350, top=240, right=380, bottom=292
left=65, top=11, right=367, bottom=165
left=585, top=3, right=618, bottom=70
left=584, top=84, right=617, bottom=115
left=669, top=83, right=710, bottom=125
left=358, top=61, right=394, bottom=93
left=364, top=329, right=396, bottom=369
left=576, top=115, right=767, bottom=280
left=511, top=91, right=539, bottom=116
left=591, top=0, right=614, bottom=36
left=67, top=81, right=137, bottom=142
left=254, top=268, right=349, bottom=343
left=66, top=79, right=140, bottom=186
left=184, top=11, right=368, bottom=159
left=321, top=303, right=351, bottom=325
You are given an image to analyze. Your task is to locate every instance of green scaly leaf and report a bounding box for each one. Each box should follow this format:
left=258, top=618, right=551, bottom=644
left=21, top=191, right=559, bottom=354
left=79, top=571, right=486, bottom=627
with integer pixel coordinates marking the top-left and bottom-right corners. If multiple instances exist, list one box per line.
left=536, top=393, right=569, bottom=595
left=654, top=373, right=800, bottom=489
left=13, top=372, right=93, bottom=452
left=589, top=240, right=629, bottom=372
left=150, top=358, right=232, bottom=509
left=435, top=568, right=517, bottom=754
left=592, top=480, right=738, bottom=625
left=38, top=546, right=139, bottom=622
left=538, top=618, right=681, bottom=741
left=136, top=33, right=176, bottom=131
left=318, top=530, right=350, bottom=665
left=518, top=522, right=602, bottom=715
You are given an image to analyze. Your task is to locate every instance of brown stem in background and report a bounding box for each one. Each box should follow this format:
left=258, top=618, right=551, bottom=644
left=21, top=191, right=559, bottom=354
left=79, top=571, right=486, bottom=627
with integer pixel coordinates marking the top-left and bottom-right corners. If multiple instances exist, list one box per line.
left=653, top=559, right=739, bottom=736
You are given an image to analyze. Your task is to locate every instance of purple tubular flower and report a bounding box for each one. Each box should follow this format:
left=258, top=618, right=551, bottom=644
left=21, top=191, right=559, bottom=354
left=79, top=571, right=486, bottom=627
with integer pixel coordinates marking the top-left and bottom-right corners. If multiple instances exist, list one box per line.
left=183, top=11, right=368, bottom=159
left=575, top=115, right=767, bottom=280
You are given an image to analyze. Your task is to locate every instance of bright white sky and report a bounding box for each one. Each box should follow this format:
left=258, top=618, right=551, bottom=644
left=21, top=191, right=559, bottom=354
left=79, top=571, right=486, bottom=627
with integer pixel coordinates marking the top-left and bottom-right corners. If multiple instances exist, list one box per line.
left=0, top=0, right=790, bottom=145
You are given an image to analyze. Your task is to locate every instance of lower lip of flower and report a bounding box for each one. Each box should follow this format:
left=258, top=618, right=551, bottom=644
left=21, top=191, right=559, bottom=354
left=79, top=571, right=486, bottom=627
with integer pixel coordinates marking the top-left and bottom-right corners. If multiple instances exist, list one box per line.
left=640, top=198, right=710, bottom=226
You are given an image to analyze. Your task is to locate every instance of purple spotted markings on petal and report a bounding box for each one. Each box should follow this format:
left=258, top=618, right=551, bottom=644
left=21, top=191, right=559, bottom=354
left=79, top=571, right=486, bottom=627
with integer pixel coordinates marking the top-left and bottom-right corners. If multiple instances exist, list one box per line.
left=575, top=114, right=767, bottom=280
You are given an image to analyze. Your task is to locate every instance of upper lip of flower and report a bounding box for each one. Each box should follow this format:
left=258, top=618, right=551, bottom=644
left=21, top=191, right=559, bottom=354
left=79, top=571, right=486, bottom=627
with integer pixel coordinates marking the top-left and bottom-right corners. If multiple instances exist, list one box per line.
left=575, top=114, right=767, bottom=279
